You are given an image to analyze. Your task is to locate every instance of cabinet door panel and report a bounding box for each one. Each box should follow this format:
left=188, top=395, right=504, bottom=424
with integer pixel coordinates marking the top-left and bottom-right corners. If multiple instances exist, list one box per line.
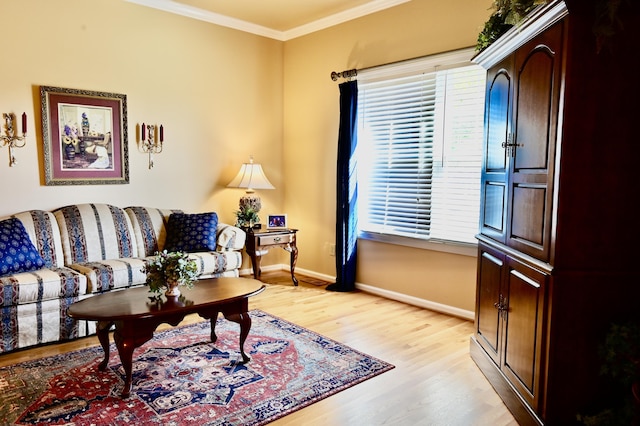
left=514, top=47, right=553, bottom=170
left=507, top=22, right=563, bottom=261
left=482, top=182, right=506, bottom=233
left=475, top=245, right=505, bottom=365
left=480, top=58, right=513, bottom=243
left=486, top=70, right=511, bottom=171
left=502, top=258, right=547, bottom=409
left=510, top=185, right=546, bottom=247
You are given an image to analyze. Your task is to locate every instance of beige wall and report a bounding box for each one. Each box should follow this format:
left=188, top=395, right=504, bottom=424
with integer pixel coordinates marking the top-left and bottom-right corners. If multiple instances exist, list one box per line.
left=1, top=0, right=284, bottom=271
left=282, top=0, right=492, bottom=313
left=0, top=0, right=283, bottom=225
left=2, top=0, right=492, bottom=313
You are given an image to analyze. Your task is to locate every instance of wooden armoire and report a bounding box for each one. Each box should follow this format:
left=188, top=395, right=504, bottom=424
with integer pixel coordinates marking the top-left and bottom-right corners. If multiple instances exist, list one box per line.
left=470, top=1, right=640, bottom=424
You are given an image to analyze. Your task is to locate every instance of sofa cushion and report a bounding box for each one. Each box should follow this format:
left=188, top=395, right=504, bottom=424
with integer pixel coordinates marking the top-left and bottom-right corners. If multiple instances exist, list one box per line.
left=125, top=206, right=182, bottom=257
left=164, top=212, right=218, bottom=253
left=69, top=257, right=147, bottom=293
left=55, top=203, right=138, bottom=264
left=0, top=267, right=87, bottom=306
left=0, top=218, right=46, bottom=277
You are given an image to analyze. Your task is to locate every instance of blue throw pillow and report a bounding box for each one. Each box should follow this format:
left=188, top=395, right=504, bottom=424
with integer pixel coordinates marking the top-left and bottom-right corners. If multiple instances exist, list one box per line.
left=0, top=218, right=46, bottom=277
left=164, top=212, right=218, bottom=253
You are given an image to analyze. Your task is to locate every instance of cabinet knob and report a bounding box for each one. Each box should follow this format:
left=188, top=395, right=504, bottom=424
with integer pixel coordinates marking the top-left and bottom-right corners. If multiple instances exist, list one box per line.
left=274, top=237, right=281, bottom=242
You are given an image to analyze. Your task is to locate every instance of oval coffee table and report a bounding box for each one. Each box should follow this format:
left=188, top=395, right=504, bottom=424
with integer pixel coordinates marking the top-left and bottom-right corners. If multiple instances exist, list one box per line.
left=67, top=277, right=265, bottom=398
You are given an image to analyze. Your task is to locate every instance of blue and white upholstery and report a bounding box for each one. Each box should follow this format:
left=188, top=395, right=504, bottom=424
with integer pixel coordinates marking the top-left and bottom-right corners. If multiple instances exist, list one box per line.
left=125, top=206, right=181, bottom=257
left=126, top=207, right=245, bottom=278
left=0, top=204, right=246, bottom=354
left=55, top=204, right=147, bottom=293
left=0, top=210, right=89, bottom=353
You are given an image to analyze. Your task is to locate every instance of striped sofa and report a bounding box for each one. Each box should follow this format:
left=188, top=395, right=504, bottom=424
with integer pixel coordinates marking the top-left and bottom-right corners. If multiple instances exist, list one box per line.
left=0, top=203, right=246, bottom=354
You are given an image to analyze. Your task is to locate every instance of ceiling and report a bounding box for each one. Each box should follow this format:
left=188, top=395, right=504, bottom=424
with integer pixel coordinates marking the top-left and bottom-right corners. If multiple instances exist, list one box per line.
left=125, top=0, right=412, bottom=41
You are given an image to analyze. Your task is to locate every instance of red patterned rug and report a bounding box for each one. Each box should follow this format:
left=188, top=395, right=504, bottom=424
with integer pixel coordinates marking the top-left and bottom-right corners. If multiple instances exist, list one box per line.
left=0, top=310, right=393, bottom=425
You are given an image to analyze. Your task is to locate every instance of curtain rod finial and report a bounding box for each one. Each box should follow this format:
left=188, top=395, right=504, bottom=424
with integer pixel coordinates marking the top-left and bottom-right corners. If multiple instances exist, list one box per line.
left=331, top=69, right=358, bottom=81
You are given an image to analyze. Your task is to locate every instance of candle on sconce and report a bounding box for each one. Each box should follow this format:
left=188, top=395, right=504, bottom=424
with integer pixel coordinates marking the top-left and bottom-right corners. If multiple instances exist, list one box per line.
left=159, top=125, right=164, bottom=143
left=141, top=123, right=146, bottom=141
left=21, top=113, right=27, bottom=134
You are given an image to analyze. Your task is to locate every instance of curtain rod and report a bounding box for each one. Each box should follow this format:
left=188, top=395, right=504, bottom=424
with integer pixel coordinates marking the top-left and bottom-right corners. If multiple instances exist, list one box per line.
left=330, top=46, right=477, bottom=81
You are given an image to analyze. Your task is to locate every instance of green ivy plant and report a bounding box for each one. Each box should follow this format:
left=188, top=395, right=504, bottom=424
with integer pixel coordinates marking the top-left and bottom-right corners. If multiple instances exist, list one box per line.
left=477, top=0, right=545, bottom=51
left=235, top=206, right=260, bottom=228
left=476, top=0, right=630, bottom=53
left=234, top=195, right=261, bottom=228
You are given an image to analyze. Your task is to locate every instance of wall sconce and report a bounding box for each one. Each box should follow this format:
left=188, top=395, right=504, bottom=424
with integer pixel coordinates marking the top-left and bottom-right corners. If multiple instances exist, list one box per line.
left=1, top=112, right=27, bottom=167
left=139, top=122, right=163, bottom=169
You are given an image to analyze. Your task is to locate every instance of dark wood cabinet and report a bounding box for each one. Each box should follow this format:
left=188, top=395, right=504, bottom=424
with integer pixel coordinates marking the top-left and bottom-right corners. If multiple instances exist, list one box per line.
left=475, top=241, right=549, bottom=419
left=479, top=18, right=561, bottom=261
left=471, top=1, right=640, bottom=424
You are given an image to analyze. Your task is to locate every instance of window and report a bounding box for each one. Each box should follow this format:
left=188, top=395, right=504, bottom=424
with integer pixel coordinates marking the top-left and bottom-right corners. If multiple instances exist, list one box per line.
left=357, top=48, right=486, bottom=248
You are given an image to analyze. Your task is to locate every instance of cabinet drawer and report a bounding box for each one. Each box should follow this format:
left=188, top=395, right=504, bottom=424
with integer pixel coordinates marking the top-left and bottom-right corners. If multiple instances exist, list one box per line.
left=259, top=233, right=294, bottom=246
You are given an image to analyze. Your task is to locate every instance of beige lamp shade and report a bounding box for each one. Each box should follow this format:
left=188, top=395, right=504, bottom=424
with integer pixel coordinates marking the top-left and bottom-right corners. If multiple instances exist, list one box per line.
left=227, top=156, right=275, bottom=193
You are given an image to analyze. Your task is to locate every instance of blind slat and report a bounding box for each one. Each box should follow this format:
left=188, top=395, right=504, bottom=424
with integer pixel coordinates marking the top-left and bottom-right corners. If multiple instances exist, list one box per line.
left=358, top=62, right=486, bottom=244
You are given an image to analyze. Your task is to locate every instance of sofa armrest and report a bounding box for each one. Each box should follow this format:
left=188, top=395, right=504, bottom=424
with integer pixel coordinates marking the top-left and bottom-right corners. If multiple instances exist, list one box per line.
left=216, top=224, right=246, bottom=251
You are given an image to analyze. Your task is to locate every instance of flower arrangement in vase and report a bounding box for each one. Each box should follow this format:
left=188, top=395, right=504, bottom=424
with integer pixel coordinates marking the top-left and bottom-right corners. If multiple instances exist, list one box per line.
left=142, top=250, right=198, bottom=297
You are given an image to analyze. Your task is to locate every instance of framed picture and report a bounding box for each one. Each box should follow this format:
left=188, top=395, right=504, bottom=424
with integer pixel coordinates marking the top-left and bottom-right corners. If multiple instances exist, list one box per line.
left=41, top=86, right=128, bottom=185
left=267, top=214, right=288, bottom=230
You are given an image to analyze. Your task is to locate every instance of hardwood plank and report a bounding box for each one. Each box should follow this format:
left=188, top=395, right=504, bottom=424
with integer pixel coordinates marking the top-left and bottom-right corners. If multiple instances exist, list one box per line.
left=0, top=271, right=517, bottom=425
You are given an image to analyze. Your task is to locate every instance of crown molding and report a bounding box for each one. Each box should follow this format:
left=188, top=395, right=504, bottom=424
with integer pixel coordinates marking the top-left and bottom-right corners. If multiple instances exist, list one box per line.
left=282, top=0, right=411, bottom=40
left=125, top=0, right=412, bottom=41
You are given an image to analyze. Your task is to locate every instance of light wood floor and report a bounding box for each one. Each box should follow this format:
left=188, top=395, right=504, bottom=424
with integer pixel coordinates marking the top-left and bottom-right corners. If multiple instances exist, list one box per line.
left=0, top=271, right=518, bottom=426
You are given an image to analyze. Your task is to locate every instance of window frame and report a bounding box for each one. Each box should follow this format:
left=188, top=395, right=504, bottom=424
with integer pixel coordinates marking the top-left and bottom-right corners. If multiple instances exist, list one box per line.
left=356, top=47, right=485, bottom=257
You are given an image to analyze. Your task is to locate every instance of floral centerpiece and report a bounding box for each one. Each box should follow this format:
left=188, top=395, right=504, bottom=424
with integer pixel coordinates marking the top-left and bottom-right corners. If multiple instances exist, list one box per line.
left=142, top=250, right=198, bottom=297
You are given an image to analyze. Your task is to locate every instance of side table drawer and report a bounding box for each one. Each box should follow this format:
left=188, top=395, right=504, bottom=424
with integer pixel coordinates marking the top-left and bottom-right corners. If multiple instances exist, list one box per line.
left=259, top=233, right=294, bottom=245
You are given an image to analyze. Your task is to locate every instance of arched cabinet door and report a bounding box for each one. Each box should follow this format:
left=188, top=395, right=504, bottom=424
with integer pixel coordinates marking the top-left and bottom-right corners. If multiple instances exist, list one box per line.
left=479, top=56, right=513, bottom=244
left=507, top=22, right=563, bottom=262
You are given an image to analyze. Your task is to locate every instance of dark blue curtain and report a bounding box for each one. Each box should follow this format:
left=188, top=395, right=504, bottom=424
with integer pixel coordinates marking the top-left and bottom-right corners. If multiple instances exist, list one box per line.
left=327, top=80, right=358, bottom=292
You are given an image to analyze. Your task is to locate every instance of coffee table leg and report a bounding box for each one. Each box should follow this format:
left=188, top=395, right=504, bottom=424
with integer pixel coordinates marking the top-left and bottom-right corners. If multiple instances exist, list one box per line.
left=113, top=330, right=136, bottom=398
left=224, top=312, right=252, bottom=363
left=97, top=321, right=113, bottom=371
left=210, top=311, right=220, bottom=342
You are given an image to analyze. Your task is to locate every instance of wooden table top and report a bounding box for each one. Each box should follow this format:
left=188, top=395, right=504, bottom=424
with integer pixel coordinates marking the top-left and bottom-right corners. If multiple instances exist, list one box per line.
left=67, top=277, right=265, bottom=321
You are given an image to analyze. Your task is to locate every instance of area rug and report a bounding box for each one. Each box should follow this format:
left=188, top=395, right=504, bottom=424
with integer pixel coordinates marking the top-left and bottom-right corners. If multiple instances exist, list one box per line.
left=0, top=310, right=393, bottom=425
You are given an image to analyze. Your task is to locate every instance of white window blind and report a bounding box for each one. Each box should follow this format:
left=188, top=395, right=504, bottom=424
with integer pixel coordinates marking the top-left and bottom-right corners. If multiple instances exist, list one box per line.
left=357, top=50, right=486, bottom=245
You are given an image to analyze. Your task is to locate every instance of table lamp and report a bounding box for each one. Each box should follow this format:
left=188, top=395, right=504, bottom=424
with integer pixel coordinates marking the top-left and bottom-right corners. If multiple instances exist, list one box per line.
left=227, top=156, right=274, bottom=229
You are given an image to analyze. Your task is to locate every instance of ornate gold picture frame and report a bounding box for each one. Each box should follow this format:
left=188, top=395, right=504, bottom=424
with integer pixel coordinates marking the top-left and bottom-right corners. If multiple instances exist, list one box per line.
left=41, top=86, right=128, bottom=185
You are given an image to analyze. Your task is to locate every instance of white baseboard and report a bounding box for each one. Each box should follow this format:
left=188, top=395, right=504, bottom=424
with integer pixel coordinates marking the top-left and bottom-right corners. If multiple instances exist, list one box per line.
left=247, top=264, right=475, bottom=321
left=239, top=264, right=335, bottom=283
left=355, top=282, right=475, bottom=321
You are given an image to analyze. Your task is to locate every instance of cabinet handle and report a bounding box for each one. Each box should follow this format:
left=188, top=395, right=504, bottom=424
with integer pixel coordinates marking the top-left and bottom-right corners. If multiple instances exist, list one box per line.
left=501, top=133, right=523, bottom=157
left=494, top=294, right=508, bottom=320
left=274, top=237, right=281, bottom=242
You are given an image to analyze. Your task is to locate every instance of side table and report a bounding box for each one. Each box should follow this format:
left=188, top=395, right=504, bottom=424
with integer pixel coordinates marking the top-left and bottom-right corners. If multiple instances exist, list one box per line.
left=246, top=228, right=298, bottom=285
